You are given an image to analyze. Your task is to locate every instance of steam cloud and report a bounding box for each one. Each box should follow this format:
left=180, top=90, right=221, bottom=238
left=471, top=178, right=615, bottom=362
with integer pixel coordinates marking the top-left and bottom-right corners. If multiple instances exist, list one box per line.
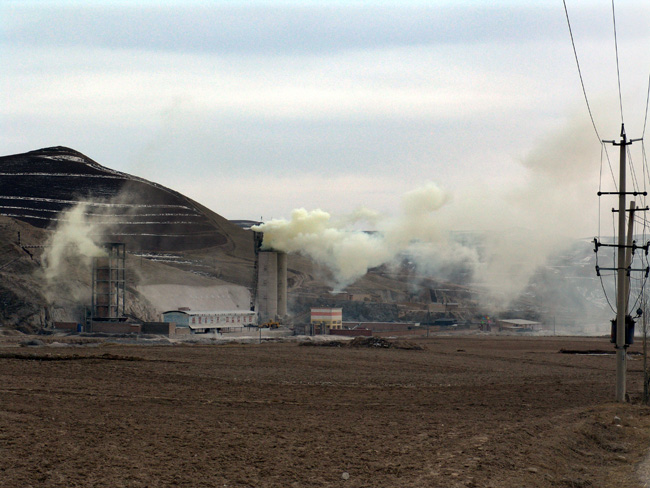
left=42, top=204, right=107, bottom=283
left=40, top=203, right=115, bottom=307
left=253, top=182, right=464, bottom=287
left=254, top=117, right=603, bottom=314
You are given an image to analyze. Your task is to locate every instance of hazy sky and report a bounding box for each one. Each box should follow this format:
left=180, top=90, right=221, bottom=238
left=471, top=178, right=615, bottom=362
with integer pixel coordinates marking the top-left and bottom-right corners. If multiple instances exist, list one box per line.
left=2, top=0, right=650, bottom=230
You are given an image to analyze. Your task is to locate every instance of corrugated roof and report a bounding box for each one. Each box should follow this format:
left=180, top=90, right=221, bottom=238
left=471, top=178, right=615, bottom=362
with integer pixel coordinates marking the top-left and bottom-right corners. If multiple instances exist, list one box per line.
left=162, top=310, right=255, bottom=316
left=499, top=319, right=541, bottom=326
left=188, top=322, right=247, bottom=330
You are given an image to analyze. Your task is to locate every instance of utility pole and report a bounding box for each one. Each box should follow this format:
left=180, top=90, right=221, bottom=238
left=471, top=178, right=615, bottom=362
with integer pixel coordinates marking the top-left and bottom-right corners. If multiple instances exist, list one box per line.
left=597, top=124, right=645, bottom=402
left=614, top=127, right=629, bottom=403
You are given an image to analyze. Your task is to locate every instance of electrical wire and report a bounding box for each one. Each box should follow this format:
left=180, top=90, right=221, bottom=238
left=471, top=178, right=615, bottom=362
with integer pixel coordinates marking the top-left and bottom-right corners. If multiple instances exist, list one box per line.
left=604, top=145, right=618, bottom=191
left=599, top=268, right=617, bottom=313
left=562, top=0, right=602, bottom=142
left=598, top=144, right=604, bottom=238
left=641, top=75, right=650, bottom=138
left=611, top=0, right=625, bottom=124
left=564, top=1, right=650, bottom=318
left=565, top=1, right=615, bottom=317
left=628, top=146, right=640, bottom=193
left=627, top=141, right=650, bottom=314
left=638, top=140, right=650, bottom=313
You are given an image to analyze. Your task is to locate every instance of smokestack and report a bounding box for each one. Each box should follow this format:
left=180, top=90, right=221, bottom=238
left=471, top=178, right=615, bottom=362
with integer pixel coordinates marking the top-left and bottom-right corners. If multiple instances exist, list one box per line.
left=257, top=250, right=278, bottom=322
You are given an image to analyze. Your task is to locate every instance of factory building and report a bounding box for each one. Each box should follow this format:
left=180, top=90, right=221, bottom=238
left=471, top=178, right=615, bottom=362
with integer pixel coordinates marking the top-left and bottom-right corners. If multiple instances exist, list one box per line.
left=311, top=308, right=343, bottom=334
left=257, top=250, right=288, bottom=323
left=162, top=310, right=257, bottom=334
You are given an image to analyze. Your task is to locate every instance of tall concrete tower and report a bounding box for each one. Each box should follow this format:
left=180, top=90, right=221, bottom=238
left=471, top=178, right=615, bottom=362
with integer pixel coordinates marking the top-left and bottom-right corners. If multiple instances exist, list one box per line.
left=256, top=250, right=288, bottom=323
left=257, top=251, right=278, bottom=323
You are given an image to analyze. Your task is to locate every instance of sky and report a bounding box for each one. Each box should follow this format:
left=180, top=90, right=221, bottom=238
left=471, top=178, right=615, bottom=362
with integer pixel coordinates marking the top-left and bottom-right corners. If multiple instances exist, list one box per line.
left=2, top=0, right=650, bottom=235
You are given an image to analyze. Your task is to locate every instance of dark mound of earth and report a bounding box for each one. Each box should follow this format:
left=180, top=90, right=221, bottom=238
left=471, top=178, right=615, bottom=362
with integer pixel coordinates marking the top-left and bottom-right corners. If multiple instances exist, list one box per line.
left=0, top=146, right=250, bottom=253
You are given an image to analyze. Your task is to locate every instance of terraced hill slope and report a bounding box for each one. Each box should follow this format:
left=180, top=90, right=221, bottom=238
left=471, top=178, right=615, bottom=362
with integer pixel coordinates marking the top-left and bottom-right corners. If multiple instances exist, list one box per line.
left=0, top=146, right=250, bottom=254
left=0, top=147, right=259, bottom=329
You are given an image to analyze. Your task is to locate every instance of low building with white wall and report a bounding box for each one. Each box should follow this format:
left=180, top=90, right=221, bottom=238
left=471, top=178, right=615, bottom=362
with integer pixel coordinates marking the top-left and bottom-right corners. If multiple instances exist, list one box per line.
left=497, top=319, right=543, bottom=332
left=162, top=310, right=257, bottom=333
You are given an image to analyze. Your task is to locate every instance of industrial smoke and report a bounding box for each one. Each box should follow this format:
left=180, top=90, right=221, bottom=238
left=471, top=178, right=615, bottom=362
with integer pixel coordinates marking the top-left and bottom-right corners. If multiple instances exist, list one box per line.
left=253, top=182, right=460, bottom=287
left=40, top=202, right=113, bottom=308
left=254, top=116, right=604, bottom=315
left=42, top=204, right=108, bottom=283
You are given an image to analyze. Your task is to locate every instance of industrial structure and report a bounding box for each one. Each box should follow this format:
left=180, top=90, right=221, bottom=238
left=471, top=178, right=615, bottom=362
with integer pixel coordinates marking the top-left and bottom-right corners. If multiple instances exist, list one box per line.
left=162, top=309, right=257, bottom=333
left=310, top=307, right=343, bottom=334
left=78, top=230, right=289, bottom=335
left=496, top=319, right=542, bottom=332
left=91, top=243, right=126, bottom=321
left=253, top=229, right=288, bottom=324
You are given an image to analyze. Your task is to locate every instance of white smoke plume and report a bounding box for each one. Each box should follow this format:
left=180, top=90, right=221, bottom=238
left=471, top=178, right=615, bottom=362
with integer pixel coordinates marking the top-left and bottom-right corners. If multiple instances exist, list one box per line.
left=253, top=182, right=457, bottom=287
left=41, top=203, right=111, bottom=305
left=42, top=204, right=107, bottom=282
left=253, top=116, right=604, bottom=314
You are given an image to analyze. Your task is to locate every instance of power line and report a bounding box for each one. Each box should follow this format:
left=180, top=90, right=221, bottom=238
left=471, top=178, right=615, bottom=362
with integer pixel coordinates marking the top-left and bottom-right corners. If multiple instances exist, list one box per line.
left=602, top=143, right=618, bottom=192
left=641, top=75, right=650, bottom=137
left=628, top=146, right=640, bottom=193
left=611, top=0, right=625, bottom=124
left=563, top=1, right=622, bottom=191
left=562, top=0, right=602, bottom=142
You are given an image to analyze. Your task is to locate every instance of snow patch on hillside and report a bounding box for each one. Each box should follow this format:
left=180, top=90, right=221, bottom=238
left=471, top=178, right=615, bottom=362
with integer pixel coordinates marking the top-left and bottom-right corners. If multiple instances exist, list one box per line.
left=136, top=283, right=251, bottom=314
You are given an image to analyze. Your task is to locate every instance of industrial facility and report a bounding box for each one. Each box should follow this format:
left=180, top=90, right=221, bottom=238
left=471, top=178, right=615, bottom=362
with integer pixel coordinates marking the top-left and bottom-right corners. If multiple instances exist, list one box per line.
left=254, top=231, right=288, bottom=324
left=81, top=233, right=289, bottom=336
left=309, top=307, right=343, bottom=334
left=59, top=224, right=293, bottom=336
left=162, top=310, right=257, bottom=333
left=91, top=242, right=126, bottom=321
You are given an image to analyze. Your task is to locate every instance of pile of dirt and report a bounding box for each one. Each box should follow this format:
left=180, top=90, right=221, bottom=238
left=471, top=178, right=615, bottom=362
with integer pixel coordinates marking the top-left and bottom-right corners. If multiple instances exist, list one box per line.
left=300, top=336, right=423, bottom=350
left=299, top=340, right=347, bottom=348
left=560, top=348, right=643, bottom=356
left=0, top=351, right=145, bottom=361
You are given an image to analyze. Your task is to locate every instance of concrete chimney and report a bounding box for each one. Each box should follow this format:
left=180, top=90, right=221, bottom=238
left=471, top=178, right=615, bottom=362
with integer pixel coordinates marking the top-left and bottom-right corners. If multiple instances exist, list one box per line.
left=257, top=251, right=278, bottom=322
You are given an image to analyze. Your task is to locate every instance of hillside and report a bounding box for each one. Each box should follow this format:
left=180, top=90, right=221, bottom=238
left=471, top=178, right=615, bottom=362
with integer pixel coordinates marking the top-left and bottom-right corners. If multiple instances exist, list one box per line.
left=0, top=147, right=259, bottom=329
left=0, top=146, right=252, bottom=255
left=0, top=147, right=611, bottom=333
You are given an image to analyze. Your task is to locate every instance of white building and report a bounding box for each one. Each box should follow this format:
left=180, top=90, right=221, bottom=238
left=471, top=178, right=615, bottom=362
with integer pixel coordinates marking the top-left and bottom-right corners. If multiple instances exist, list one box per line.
left=162, top=310, right=257, bottom=333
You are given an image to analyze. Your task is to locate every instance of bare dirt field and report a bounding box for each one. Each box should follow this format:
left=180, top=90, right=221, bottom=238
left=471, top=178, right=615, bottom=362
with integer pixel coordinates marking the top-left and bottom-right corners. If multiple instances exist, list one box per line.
left=2, top=335, right=650, bottom=487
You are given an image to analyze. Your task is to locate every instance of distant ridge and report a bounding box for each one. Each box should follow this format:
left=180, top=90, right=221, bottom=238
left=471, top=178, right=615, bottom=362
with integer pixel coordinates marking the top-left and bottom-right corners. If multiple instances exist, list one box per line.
left=0, top=146, right=249, bottom=252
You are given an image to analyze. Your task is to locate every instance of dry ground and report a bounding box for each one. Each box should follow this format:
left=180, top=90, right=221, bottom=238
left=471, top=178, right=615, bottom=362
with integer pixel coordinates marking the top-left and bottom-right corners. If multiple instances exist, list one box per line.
left=2, top=335, right=650, bottom=487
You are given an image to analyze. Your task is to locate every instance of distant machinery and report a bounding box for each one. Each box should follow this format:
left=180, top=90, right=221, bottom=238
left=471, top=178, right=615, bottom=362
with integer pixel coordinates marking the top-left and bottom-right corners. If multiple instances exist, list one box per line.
left=91, top=243, right=126, bottom=321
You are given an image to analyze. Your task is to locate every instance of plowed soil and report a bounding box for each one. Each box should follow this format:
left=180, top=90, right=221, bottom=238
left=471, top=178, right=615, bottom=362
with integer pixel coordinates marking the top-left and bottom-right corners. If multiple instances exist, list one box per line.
left=2, top=335, right=650, bottom=487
